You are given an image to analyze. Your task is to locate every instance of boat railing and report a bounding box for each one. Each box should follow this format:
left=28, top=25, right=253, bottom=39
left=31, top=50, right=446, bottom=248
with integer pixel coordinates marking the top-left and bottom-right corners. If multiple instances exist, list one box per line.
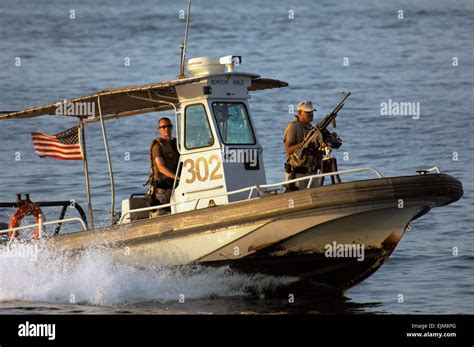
left=0, top=216, right=87, bottom=244
left=249, top=167, right=383, bottom=195
left=118, top=167, right=383, bottom=224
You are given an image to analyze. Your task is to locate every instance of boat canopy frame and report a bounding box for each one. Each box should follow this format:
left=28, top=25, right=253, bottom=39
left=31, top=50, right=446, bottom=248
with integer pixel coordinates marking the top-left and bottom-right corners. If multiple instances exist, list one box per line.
left=0, top=74, right=287, bottom=121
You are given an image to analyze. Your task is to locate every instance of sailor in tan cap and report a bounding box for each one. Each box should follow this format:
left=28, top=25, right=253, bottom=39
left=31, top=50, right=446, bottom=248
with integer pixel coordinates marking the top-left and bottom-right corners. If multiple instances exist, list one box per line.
left=283, top=100, right=320, bottom=190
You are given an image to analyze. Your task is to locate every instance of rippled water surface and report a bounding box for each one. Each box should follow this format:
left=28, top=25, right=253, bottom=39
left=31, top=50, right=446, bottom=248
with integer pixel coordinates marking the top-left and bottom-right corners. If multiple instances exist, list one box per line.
left=0, top=0, right=472, bottom=314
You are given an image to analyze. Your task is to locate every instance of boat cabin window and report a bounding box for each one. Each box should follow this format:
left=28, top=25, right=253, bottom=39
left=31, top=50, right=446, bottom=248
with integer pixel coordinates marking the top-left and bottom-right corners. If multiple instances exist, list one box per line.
left=184, top=104, right=214, bottom=149
left=212, top=102, right=256, bottom=145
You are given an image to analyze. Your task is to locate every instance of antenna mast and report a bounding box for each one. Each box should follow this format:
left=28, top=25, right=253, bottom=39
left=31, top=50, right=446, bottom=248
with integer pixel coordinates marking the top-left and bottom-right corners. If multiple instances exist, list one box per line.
left=178, top=0, right=192, bottom=79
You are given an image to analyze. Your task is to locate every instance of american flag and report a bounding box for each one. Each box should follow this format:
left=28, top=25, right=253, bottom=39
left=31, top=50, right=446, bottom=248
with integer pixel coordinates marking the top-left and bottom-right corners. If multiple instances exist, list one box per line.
left=31, top=126, right=84, bottom=160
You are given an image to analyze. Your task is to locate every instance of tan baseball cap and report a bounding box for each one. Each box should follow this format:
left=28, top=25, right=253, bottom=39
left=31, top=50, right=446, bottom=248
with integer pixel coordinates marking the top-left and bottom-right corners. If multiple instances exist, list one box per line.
left=297, top=101, right=316, bottom=112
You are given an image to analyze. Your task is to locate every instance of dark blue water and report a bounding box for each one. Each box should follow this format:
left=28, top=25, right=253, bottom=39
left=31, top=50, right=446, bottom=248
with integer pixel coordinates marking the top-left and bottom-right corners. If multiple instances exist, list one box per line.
left=0, top=0, right=472, bottom=314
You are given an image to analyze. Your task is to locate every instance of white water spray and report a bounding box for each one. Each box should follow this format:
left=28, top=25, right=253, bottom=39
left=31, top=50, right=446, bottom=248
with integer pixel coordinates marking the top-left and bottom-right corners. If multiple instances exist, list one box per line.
left=0, top=242, right=297, bottom=306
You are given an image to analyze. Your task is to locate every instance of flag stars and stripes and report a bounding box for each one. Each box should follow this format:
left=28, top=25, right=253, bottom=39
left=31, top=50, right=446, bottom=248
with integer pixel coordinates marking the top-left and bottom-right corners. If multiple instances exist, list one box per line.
left=31, top=126, right=84, bottom=161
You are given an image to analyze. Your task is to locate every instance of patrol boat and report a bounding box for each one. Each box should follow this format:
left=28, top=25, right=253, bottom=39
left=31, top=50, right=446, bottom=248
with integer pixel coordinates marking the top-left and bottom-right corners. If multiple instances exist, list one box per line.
left=0, top=54, right=463, bottom=290
left=0, top=4, right=463, bottom=291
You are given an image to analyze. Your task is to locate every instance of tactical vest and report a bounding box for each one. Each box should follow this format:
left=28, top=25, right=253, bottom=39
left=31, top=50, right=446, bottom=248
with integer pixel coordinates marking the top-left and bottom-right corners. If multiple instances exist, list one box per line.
left=148, top=137, right=179, bottom=184
left=285, top=116, right=319, bottom=170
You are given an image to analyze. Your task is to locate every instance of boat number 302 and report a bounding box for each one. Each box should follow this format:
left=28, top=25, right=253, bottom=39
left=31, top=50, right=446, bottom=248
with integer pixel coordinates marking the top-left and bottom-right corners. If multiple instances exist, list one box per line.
left=183, top=155, right=223, bottom=183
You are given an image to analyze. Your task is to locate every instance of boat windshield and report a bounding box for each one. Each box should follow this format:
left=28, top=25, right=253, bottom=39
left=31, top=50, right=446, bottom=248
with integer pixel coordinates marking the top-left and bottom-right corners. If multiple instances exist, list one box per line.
left=185, top=104, right=214, bottom=149
left=212, top=102, right=256, bottom=145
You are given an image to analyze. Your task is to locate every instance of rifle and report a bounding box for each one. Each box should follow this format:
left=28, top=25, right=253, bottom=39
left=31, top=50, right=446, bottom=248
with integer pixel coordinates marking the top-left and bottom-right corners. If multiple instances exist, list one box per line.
left=291, top=92, right=351, bottom=165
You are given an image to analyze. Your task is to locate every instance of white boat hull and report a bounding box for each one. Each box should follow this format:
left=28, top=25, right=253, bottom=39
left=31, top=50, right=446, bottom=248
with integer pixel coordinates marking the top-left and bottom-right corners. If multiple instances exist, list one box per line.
left=41, top=173, right=462, bottom=290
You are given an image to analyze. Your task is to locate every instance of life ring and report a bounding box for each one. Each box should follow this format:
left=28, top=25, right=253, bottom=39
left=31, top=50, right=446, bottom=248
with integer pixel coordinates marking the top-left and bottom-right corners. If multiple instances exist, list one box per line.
left=8, top=203, right=44, bottom=240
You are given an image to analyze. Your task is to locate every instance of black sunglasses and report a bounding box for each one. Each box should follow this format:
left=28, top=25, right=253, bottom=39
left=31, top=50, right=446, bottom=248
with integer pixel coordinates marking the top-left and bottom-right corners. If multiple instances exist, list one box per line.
left=158, top=125, right=173, bottom=129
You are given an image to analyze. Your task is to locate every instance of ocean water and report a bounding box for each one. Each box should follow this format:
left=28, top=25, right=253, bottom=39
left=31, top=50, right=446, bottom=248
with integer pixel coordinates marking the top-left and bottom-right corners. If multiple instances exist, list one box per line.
left=0, top=0, right=472, bottom=314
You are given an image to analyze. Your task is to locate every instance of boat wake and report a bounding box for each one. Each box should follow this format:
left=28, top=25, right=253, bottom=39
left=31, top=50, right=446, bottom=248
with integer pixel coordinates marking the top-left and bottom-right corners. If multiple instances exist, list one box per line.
left=0, top=242, right=297, bottom=306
